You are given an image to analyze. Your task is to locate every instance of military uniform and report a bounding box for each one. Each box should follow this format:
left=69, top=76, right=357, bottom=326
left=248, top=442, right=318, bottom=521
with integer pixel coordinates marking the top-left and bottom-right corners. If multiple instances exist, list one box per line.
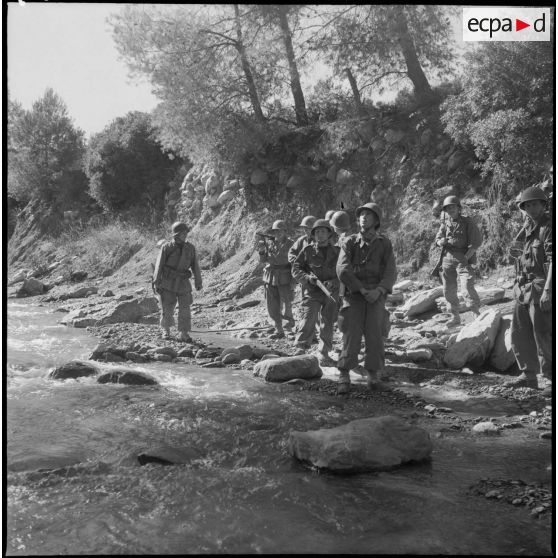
left=288, top=234, right=311, bottom=264
left=153, top=238, right=202, bottom=336
left=435, top=214, right=482, bottom=314
left=260, top=236, right=294, bottom=332
left=336, top=232, right=397, bottom=373
left=291, top=241, right=340, bottom=355
left=511, top=212, right=552, bottom=381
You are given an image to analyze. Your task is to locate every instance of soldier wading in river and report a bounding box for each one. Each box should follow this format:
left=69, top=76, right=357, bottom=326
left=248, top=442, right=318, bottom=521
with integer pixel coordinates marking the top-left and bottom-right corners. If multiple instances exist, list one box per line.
left=291, top=218, right=340, bottom=366
left=153, top=221, right=203, bottom=342
left=505, top=186, right=553, bottom=396
left=435, top=195, right=483, bottom=326
left=336, top=203, right=397, bottom=394
left=258, top=220, right=295, bottom=338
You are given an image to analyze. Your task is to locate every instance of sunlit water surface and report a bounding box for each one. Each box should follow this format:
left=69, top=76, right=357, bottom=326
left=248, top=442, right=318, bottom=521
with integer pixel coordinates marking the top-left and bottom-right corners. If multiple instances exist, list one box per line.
left=6, top=299, right=552, bottom=555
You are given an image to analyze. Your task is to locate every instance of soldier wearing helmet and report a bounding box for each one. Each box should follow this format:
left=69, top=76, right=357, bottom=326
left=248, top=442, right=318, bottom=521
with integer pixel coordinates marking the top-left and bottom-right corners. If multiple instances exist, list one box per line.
left=330, top=210, right=352, bottom=242
left=288, top=215, right=317, bottom=265
left=258, top=219, right=295, bottom=337
left=505, top=186, right=552, bottom=394
left=152, top=221, right=202, bottom=342
left=335, top=203, right=397, bottom=394
left=291, top=218, right=340, bottom=365
left=435, top=195, right=483, bottom=326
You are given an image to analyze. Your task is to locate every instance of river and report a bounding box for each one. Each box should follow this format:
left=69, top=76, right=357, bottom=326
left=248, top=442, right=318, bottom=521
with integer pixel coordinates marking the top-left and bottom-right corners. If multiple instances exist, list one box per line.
left=6, top=299, right=552, bottom=555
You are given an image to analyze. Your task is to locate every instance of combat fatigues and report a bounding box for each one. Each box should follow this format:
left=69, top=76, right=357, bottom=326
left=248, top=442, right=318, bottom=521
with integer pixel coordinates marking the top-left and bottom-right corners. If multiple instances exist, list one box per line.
left=435, top=215, right=482, bottom=313
left=260, top=237, right=294, bottom=332
left=291, top=241, right=340, bottom=355
left=288, top=235, right=311, bottom=264
left=336, top=232, right=397, bottom=373
left=511, top=213, right=553, bottom=380
left=153, top=239, right=202, bottom=336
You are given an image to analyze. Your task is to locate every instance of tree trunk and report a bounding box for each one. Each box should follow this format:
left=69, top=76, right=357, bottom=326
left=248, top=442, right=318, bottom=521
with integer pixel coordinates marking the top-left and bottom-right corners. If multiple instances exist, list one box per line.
left=344, top=67, right=366, bottom=116
left=393, top=6, right=433, bottom=104
left=233, top=4, right=265, bottom=122
left=277, top=8, right=308, bottom=127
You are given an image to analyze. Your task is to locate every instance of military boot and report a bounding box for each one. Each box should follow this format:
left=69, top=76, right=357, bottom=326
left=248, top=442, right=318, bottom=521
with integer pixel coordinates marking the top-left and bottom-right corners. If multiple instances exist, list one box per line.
left=503, top=373, right=538, bottom=389
left=446, top=311, right=461, bottom=327
left=337, top=369, right=351, bottom=395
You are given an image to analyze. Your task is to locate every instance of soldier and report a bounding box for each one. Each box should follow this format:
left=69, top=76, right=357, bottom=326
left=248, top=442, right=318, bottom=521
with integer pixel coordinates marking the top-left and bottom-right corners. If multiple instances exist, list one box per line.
left=435, top=195, right=483, bottom=326
left=291, top=219, right=340, bottom=365
left=153, top=221, right=202, bottom=342
left=258, top=220, right=295, bottom=337
left=325, top=209, right=339, bottom=246
left=288, top=215, right=317, bottom=264
left=505, top=186, right=552, bottom=395
left=330, top=210, right=351, bottom=243
left=336, top=203, right=397, bottom=394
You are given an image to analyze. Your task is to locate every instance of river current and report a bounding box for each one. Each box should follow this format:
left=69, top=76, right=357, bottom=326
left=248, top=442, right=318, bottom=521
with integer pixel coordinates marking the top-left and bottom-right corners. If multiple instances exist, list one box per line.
left=5, top=299, right=552, bottom=555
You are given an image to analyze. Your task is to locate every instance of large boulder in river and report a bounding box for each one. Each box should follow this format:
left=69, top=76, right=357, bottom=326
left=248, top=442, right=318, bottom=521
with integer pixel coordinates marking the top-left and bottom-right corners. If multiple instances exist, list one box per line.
left=488, top=314, right=516, bottom=372
left=444, top=309, right=501, bottom=369
left=97, top=368, right=158, bottom=386
left=50, top=360, right=100, bottom=380
left=288, top=416, right=433, bottom=472
left=221, top=344, right=254, bottom=361
left=16, top=277, right=46, bottom=297
left=96, top=297, right=159, bottom=325
left=401, top=286, right=444, bottom=318
left=253, top=355, right=322, bottom=382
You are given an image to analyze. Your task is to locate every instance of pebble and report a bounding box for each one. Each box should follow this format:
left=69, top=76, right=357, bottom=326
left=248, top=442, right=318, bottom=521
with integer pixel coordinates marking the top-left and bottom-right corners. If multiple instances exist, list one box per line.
left=539, top=432, right=552, bottom=440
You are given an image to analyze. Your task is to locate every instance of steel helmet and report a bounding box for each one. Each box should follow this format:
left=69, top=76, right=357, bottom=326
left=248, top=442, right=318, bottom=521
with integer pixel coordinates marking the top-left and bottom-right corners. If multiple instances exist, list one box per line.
left=442, top=195, right=461, bottom=209
left=355, top=202, right=381, bottom=227
left=298, top=215, right=316, bottom=228
left=271, top=219, right=287, bottom=230
left=330, top=210, right=351, bottom=232
left=172, top=221, right=189, bottom=234
left=311, top=218, right=333, bottom=236
left=325, top=210, right=336, bottom=220
left=518, top=186, right=548, bottom=209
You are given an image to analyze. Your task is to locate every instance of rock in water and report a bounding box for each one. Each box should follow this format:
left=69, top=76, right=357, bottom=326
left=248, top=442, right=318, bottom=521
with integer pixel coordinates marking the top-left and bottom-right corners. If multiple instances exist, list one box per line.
left=288, top=416, right=433, bottom=472
left=97, top=369, right=158, bottom=386
left=50, top=360, right=100, bottom=380
left=253, top=355, right=322, bottom=382
left=17, top=277, right=46, bottom=297
left=444, top=309, right=501, bottom=369
left=472, top=422, right=500, bottom=435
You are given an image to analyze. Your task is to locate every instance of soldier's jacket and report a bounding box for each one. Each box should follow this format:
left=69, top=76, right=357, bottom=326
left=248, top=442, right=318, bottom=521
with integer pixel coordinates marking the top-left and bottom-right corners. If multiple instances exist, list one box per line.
left=513, top=212, right=552, bottom=304
left=435, top=215, right=482, bottom=254
left=153, top=239, right=202, bottom=294
left=336, top=232, right=397, bottom=294
left=288, top=234, right=311, bottom=264
left=291, top=241, right=340, bottom=297
left=260, top=236, right=293, bottom=286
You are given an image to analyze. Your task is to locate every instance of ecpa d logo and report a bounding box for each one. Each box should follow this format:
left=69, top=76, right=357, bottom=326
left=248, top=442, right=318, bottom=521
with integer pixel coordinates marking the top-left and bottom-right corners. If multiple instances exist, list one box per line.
left=463, top=7, right=550, bottom=41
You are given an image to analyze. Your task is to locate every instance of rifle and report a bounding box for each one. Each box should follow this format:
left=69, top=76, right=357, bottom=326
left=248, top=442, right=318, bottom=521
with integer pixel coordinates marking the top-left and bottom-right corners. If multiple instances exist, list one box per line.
left=430, top=210, right=447, bottom=284
left=256, top=231, right=276, bottom=241
left=312, top=276, right=337, bottom=303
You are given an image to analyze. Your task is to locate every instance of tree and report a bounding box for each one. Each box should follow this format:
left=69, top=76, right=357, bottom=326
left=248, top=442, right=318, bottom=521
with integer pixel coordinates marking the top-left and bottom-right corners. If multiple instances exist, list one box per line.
left=84, top=111, right=184, bottom=214
left=441, top=41, right=553, bottom=200
left=8, top=88, right=86, bottom=204
left=309, top=5, right=456, bottom=107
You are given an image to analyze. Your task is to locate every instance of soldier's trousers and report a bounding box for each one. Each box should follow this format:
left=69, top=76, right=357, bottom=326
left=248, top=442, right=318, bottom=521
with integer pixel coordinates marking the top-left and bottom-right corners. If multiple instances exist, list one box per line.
left=295, top=291, right=338, bottom=354
left=511, top=299, right=552, bottom=379
left=337, top=293, right=386, bottom=372
left=264, top=283, right=293, bottom=328
left=159, top=289, right=192, bottom=334
left=441, top=253, right=481, bottom=313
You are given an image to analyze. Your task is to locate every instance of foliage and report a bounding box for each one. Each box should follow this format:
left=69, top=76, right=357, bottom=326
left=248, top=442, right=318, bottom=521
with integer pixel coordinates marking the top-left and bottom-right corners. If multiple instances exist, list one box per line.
left=308, top=5, right=457, bottom=103
left=441, top=41, right=553, bottom=200
left=84, top=111, right=184, bottom=215
left=8, top=88, right=87, bottom=205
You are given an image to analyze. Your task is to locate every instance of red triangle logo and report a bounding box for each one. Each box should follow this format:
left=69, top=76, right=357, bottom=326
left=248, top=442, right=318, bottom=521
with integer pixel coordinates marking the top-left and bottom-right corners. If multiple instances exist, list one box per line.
left=516, top=19, right=530, bottom=31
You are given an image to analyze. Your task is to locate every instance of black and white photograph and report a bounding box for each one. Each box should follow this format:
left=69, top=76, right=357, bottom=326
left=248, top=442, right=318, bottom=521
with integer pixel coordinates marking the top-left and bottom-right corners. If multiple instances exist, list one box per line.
left=6, top=3, right=554, bottom=555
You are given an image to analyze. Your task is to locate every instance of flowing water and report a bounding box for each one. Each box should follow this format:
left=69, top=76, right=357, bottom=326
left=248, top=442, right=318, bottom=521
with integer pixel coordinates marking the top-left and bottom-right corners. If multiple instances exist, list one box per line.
left=6, top=299, right=553, bottom=555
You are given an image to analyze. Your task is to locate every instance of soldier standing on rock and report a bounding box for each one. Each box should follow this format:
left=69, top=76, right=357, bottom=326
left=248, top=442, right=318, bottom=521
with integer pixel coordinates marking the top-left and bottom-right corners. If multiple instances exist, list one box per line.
left=435, top=195, right=483, bottom=326
left=291, top=219, right=340, bottom=366
left=505, top=186, right=552, bottom=395
left=258, top=220, right=295, bottom=338
left=336, top=203, right=397, bottom=394
left=153, top=221, right=202, bottom=342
